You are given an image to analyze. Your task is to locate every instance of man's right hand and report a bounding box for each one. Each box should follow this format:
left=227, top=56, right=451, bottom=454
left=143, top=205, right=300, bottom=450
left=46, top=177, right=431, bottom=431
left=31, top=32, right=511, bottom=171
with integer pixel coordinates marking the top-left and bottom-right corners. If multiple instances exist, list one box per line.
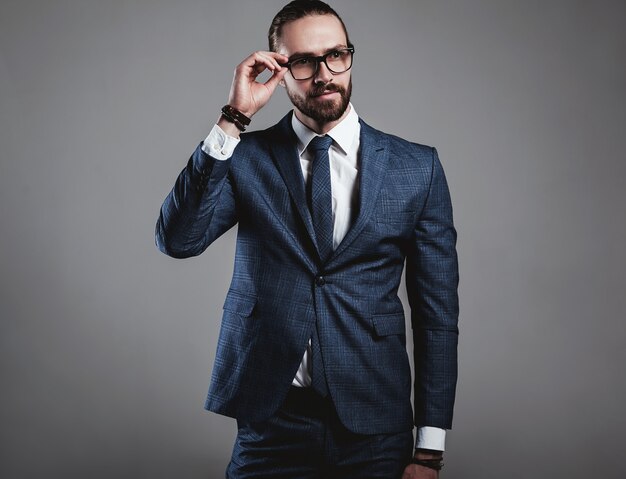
left=227, top=51, right=288, bottom=119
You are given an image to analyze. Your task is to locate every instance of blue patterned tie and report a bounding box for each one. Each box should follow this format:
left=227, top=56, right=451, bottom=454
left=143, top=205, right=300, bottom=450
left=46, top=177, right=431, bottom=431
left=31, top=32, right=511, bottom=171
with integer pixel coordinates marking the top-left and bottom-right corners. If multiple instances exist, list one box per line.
left=307, top=135, right=333, bottom=397
left=308, top=135, right=334, bottom=262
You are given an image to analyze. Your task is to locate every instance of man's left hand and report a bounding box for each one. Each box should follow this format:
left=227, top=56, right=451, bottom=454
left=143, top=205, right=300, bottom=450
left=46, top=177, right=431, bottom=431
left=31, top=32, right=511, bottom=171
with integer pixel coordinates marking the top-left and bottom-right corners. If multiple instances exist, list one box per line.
left=401, top=463, right=438, bottom=479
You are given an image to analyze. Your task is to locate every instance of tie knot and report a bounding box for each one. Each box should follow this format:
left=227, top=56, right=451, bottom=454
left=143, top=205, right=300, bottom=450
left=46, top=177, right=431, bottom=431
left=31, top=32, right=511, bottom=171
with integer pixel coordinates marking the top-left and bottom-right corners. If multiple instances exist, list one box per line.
left=308, top=135, right=333, bottom=152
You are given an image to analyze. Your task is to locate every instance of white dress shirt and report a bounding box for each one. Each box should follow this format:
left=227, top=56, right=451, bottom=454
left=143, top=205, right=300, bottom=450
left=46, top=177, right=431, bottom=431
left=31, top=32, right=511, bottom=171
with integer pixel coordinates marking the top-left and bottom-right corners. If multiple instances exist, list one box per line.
left=202, top=105, right=446, bottom=451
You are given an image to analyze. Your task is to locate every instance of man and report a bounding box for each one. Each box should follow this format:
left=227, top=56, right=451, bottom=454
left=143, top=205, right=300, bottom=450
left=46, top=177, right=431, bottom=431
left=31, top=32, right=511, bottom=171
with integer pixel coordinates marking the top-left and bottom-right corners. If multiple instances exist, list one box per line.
left=156, top=1, right=458, bottom=477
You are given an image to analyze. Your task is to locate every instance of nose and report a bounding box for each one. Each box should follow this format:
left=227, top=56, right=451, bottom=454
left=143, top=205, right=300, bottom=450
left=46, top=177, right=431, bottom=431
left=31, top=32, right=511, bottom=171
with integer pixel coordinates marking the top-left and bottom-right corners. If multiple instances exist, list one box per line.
left=313, top=60, right=333, bottom=84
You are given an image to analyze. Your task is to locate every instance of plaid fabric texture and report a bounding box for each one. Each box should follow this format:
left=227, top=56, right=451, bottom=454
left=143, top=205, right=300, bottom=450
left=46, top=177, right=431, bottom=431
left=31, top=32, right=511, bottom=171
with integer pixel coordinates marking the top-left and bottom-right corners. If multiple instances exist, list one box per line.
left=156, top=113, right=459, bottom=434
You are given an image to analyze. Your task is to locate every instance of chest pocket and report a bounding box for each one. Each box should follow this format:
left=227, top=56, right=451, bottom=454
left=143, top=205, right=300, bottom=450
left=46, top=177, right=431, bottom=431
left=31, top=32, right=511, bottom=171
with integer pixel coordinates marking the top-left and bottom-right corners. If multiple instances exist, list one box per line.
left=374, top=188, right=417, bottom=226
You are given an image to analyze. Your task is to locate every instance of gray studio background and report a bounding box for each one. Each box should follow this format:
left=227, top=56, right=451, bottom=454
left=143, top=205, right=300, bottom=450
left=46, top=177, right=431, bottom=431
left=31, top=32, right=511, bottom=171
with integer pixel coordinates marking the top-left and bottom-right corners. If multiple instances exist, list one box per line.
left=1, top=1, right=625, bottom=478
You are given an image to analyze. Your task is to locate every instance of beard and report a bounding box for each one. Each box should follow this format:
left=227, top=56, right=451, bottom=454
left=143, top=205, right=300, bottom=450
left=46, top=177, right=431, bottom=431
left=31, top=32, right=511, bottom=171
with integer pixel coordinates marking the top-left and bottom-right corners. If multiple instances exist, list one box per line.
left=286, top=78, right=352, bottom=124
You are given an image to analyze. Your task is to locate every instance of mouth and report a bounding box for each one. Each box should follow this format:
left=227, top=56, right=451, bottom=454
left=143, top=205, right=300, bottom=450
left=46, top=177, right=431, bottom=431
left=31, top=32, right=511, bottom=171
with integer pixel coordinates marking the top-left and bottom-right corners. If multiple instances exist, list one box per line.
left=310, top=83, right=342, bottom=97
left=312, top=89, right=340, bottom=99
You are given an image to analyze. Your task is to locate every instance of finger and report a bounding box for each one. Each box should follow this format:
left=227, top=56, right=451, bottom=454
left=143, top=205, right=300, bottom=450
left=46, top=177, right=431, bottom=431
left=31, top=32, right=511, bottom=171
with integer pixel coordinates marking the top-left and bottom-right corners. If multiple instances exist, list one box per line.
left=263, top=66, right=288, bottom=91
left=265, top=51, right=289, bottom=64
left=241, top=52, right=275, bottom=75
left=256, top=52, right=284, bottom=72
left=252, top=50, right=288, bottom=63
left=265, top=52, right=290, bottom=68
left=251, top=60, right=269, bottom=76
left=249, top=55, right=282, bottom=79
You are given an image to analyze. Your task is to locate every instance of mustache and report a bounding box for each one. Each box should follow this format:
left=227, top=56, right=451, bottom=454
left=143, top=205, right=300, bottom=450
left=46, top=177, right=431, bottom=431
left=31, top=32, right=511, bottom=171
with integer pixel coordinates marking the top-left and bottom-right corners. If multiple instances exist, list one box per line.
left=308, top=83, right=344, bottom=98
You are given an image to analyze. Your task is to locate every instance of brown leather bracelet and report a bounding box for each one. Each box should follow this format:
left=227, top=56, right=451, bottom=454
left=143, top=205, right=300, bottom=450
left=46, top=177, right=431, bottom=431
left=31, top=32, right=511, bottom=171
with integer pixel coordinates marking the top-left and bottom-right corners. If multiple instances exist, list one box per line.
left=220, top=111, right=246, bottom=132
left=222, top=105, right=251, bottom=130
left=411, top=457, right=444, bottom=471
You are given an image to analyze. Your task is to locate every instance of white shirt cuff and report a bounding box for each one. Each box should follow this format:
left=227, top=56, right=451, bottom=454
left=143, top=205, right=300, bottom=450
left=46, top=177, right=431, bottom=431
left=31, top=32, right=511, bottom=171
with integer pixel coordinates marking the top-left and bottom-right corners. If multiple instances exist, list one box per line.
left=201, top=123, right=240, bottom=160
left=415, top=426, right=446, bottom=451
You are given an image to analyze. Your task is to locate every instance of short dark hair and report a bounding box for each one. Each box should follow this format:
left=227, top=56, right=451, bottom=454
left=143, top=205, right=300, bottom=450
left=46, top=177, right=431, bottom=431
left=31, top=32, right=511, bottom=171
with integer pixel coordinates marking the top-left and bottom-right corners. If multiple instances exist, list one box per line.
left=268, top=0, right=351, bottom=52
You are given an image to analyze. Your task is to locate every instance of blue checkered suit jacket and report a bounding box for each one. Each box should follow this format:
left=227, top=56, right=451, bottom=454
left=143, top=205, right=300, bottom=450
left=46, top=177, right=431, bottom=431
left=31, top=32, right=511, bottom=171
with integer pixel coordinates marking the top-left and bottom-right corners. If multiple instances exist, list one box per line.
left=156, top=112, right=459, bottom=435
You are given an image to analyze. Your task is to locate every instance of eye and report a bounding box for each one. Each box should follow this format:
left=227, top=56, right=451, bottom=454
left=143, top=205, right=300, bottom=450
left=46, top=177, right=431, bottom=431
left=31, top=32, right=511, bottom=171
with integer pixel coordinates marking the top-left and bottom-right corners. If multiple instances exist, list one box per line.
left=329, top=51, right=341, bottom=59
left=293, top=57, right=312, bottom=66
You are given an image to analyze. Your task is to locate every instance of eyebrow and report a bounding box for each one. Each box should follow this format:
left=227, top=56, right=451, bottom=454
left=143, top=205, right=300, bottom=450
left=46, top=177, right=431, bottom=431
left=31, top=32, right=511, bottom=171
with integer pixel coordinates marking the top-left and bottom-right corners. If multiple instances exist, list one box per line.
left=288, top=44, right=348, bottom=61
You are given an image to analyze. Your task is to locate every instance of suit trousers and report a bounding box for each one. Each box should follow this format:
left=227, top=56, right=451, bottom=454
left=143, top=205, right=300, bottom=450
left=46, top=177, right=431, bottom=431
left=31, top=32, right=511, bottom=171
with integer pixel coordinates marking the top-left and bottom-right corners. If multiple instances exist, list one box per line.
left=226, top=387, right=414, bottom=479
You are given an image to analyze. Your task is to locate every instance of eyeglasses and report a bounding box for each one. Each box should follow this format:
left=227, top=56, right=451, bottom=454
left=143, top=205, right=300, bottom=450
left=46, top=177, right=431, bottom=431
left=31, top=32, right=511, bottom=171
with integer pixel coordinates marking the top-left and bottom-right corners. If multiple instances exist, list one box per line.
left=281, top=46, right=355, bottom=80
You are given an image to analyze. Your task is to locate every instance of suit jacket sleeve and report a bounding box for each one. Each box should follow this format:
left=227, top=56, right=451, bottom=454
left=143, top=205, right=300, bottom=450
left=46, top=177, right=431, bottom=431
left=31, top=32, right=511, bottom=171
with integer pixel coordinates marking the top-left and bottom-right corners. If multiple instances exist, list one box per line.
left=406, top=146, right=459, bottom=430
left=155, top=143, right=237, bottom=258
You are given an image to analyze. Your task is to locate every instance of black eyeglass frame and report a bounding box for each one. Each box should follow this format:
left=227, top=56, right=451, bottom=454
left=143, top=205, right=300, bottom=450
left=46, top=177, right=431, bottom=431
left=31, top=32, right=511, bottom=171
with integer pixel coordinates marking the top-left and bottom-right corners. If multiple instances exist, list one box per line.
left=280, top=46, right=355, bottom=80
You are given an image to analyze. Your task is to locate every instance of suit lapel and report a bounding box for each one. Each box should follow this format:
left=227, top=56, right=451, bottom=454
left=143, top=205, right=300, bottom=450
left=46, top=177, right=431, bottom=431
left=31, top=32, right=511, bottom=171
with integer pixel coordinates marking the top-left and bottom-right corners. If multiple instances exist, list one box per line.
left=330, top=120, right=389, bottom=261
left=268, top=114, right=389, bottom=264
left=269, top=113, right=320, bottom=256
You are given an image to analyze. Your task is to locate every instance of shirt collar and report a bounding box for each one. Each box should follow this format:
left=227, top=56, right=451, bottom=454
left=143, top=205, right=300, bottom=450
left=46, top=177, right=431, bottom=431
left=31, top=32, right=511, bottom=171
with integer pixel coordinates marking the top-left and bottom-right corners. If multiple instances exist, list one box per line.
left=291, top=103, right=360, bottom=156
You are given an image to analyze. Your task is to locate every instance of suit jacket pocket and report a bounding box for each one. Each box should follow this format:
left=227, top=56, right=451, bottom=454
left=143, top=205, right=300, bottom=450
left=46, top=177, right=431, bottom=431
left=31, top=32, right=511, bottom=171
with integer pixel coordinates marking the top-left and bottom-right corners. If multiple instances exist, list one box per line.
left=223, top=291, right=257, bottom=330
left=372, top=312, right=407, bottom=337
left=374, top=191, right=417, bottom=225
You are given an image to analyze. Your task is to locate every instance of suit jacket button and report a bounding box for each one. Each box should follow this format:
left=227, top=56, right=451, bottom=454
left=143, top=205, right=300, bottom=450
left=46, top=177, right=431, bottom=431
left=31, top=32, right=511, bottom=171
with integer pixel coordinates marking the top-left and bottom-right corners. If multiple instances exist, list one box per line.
left=315, top=275, right=326, bottom=286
